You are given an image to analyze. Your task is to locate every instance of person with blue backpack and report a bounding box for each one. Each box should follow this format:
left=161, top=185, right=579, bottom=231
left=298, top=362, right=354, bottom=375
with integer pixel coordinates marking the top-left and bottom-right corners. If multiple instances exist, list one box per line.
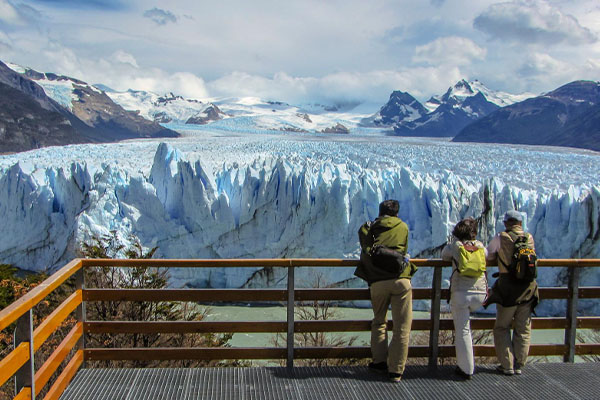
left=485, top=210, right=539, bottom=376
left=441, top=217, right=488, bottom=380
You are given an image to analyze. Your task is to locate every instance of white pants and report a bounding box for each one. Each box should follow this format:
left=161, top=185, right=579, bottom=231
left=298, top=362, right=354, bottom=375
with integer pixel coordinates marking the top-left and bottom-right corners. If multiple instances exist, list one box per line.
left=450, top=290, right=486, bottom=375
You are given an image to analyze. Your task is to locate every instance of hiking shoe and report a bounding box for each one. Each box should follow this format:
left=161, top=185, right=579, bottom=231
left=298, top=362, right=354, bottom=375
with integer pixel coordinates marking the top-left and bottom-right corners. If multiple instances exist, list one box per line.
left=368, top=362, right=388, bottom=373
left=389, top=372, right=402, bottom=382
left=496, top=365, right=514, bottom=376
left=514, top=363, right=523, bottom=375
left=454, top=367, right=472, bottom=380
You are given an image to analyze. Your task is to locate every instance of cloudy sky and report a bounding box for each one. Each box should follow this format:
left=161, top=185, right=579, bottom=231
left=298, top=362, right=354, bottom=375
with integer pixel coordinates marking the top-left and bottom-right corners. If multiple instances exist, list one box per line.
left=0, top=0, right=599, bottom=107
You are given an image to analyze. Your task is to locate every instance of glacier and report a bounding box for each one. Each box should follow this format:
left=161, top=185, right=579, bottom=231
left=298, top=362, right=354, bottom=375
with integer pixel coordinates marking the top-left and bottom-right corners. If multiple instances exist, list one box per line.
left=0, top=132, right=599, bottom=315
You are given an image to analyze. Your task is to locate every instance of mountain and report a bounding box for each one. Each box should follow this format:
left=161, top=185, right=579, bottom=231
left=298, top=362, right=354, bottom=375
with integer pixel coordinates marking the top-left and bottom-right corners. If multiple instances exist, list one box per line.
left=360, top=80, right=532, bottom=138
left=0, top=61, right=178, bottom=152
left=392, top=80, right=517, bottom=137
left=186, top=103, right=226, bottom=125
left=453, top=80, right=600, bottom=151
left=0, top=61, right=85, bottom=152
left=360, top=91, right=428, bottom=127
left=105, top=89, right=206, bottom=124
left=105, top=90, right=362, bottom=134
left=0, top=81, right=86, bottom=153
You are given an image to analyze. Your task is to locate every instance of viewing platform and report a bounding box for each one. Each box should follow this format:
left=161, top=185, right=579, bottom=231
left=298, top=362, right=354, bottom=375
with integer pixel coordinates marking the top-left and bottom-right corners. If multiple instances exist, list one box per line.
left=0, top=258, right=599, bottom=399
left=61, top=364, right=600, bottom=400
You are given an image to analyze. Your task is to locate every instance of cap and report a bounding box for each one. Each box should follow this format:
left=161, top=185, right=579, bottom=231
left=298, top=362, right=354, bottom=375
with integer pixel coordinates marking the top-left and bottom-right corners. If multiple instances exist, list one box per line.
left=503, top=210, right=523, bottom=222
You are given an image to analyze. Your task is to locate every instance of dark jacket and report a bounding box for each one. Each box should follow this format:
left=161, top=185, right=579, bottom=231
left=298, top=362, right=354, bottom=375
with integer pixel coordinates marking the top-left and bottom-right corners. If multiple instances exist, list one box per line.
left=354, top=215, right=415, bottom=285
left=484, top=275, right=538, bottom=309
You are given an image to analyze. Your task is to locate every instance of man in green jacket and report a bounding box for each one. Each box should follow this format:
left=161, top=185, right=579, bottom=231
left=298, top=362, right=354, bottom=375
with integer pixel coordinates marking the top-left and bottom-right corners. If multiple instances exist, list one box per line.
left=355, top=199, right=415, bottom=382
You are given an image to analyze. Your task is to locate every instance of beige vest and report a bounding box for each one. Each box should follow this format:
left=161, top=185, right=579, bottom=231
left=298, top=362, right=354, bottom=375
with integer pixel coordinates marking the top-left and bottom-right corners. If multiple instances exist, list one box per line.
left=496, top=227, right=535, bottom=274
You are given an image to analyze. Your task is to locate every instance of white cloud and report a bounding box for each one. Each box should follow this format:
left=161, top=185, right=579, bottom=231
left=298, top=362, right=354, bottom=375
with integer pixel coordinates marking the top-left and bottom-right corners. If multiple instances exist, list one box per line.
left=0, top=0, right=23, bottom=25
left=29, top=41, right=209, bottom=99
left=517, top=52, right=600, bottom=90
left=518, top=52, right=570, bottom=76
left=207, top=68, right=464, bottom=105
left=474, top=0, right=597, bottom=45
left=112, top=50, right=139, bottom=68
left=413, top=36, right=486, bottom=66
left=0, top=0, right=41, bottom=27
left=0, top=30, right=12, bottom=51
left=1, top=0, right=597, bottom=105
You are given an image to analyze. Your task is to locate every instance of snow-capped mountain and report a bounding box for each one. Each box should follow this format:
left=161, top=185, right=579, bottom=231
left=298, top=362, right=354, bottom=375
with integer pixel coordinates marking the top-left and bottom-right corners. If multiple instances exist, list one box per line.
left=0, top=60, right=177, bottom=152
left=104, top=89, right=206, bottom=123
left=454, top=80, right=600, bottom=151
left=186, top=103, right=226, bottom=125
left=104, top=88, right=361, bottom=135
left=360, top=91, right=429, bottom=127
left=360, top=79, right=533, bottom=138
left=393, top=80, right=533, bottom=137
left=424, top=79, right=532, bottom=112
left=468, top=80, right=534, bottom=108
left=0, top=61, right=86, bottom=152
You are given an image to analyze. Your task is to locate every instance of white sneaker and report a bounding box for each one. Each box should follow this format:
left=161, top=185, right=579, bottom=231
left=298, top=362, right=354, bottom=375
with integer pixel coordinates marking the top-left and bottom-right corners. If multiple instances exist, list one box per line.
left=496, top=365, right=514, bottom=376
left=514, top=364, right=523, bottom=375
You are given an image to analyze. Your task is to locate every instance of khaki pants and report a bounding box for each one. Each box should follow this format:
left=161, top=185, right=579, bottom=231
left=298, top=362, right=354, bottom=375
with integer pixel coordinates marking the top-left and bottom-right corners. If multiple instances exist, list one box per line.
left=370, top=278, right=413, bottom=374
left=494, top=302, right=532, bottom=370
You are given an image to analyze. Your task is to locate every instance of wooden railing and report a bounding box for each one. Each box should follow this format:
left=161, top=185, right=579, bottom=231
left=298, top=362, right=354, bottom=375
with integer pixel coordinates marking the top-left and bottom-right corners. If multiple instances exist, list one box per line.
left=0, top=258, right=599, bottom=399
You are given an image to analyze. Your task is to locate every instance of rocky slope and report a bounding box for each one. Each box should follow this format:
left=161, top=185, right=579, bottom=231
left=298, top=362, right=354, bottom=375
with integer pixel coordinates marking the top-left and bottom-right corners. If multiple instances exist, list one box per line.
left=186, top=104, right=226, bottom=125
left=0, top=60, right=178, bottom=152
left=393, top=80, right=501, bottom=137
left=0, top=82, right=85, bottom=153
left=360, top=91, right=428, bottom=127
left=453, top=80, right=600, bottom=151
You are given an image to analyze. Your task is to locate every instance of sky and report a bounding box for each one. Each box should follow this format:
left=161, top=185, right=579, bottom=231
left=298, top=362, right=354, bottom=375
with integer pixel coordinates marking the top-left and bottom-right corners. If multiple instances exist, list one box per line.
left=0, top=0, right=599, bottom=108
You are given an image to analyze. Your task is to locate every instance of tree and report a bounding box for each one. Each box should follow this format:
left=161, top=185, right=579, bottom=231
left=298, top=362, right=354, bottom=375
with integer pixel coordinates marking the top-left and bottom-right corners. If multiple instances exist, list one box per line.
left=80, top=231, right=238, bottom=368
left=272, top=272, right=364, bottom=367
left=0, top=264, right=74, bottom=399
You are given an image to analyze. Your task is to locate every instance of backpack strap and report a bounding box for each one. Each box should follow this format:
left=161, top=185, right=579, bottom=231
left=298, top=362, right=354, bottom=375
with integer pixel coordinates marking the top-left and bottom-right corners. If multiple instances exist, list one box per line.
left=498, top=231, right=518, bottom=270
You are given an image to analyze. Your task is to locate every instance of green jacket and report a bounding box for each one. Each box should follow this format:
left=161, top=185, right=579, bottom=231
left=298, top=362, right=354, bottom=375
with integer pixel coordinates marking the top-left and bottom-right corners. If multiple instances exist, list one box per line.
left=354, top=216, right=416, bottom=284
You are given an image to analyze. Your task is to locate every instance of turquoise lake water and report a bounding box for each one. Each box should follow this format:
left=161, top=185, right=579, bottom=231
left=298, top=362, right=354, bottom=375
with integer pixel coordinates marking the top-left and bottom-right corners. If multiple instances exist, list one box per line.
left=205, top=305, right=566, bottom=349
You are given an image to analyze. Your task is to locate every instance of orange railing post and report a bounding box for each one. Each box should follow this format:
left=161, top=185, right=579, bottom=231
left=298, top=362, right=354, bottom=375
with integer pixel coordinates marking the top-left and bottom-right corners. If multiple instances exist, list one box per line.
left=75, top=267, right=86, bottom=367
left=14, top=310, right=35, bottom=399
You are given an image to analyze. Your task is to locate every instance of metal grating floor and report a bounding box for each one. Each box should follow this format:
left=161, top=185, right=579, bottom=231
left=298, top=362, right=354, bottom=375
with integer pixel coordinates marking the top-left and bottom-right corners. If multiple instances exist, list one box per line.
left=60, top=363, right=600, bottom=400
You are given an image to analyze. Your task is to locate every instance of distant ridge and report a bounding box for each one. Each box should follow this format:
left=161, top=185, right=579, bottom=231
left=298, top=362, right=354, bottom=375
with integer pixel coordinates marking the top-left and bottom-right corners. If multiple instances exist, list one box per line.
left=453, top=80, right=600, bottom=152
left=0, top=60, right=178, bottom=153
left=364, top=80, right=530, bottom=138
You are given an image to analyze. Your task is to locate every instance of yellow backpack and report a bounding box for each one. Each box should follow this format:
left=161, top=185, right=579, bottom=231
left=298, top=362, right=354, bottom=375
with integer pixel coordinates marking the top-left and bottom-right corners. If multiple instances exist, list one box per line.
left=457, top=242, right=486, bottom=278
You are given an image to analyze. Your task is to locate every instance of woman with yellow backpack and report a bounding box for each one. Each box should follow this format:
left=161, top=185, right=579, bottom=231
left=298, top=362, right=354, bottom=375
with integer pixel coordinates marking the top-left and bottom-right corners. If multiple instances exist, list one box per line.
left=441, top=218, right=488, bottom=380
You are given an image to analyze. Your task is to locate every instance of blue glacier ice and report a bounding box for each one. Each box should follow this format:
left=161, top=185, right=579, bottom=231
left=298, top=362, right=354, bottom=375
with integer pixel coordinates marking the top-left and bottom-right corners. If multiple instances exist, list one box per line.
left=0, top=134, right=599, bottom=315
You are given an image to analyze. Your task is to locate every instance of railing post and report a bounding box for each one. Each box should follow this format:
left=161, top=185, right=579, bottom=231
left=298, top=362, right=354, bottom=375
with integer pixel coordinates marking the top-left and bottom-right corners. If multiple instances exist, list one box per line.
left=564, top=264, right=580, bottom=363
left=428, top=265, right=443, bottom=369
left=286, top=261, right=295, bottom=369
left=14, top=309, right=35, bottom=399
left=75, top=267, right=86, bottom=367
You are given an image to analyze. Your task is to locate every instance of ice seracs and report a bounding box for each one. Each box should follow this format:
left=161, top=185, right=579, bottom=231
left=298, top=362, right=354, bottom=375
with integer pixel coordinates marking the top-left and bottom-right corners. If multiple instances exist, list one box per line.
left=0, top=138, right=599, bottom=316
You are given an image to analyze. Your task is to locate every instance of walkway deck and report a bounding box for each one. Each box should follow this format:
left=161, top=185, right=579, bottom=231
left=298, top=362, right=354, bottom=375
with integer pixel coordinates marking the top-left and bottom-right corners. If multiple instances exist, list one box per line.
left=60, top=363, right=599, bottom=400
